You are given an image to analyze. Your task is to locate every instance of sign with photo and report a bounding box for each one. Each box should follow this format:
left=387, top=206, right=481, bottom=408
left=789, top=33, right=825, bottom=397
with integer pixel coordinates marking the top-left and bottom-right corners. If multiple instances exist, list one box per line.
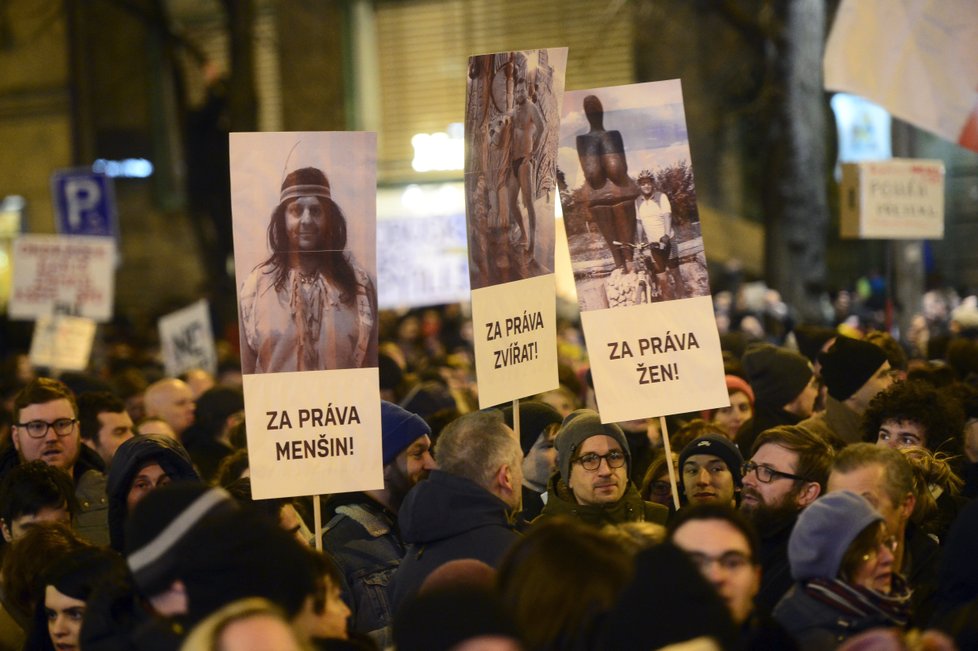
left=558, top=80, right=727, bottom=422
left=464, top=47, right=567, bottom=407
left=230, top=131, right=383, bottom=497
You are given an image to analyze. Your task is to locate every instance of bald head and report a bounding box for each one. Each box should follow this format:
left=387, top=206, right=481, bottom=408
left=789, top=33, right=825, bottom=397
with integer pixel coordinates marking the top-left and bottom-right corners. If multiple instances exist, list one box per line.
left=144, top=379, right=196, bottom=437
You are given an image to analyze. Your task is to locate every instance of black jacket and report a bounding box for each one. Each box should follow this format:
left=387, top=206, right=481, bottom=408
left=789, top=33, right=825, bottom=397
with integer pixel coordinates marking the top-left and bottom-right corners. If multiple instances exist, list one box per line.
left=390, top=471, right=520, bottom=609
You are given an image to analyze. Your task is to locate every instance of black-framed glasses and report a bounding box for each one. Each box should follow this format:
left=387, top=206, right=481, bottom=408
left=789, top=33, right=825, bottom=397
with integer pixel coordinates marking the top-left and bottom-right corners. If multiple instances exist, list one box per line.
left=741, top=460, right=809, bottom=484
left=574, top=450, right=626, bottom=472
left=15, top=418, right=78, bottom=439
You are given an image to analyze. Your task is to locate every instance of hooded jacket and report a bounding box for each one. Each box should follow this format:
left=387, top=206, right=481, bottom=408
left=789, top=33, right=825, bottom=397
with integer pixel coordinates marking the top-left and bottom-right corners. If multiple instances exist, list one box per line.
left=537, top=473, right=668, bottom=528
left=106, top=434, right=199, bottom=551
left=390, top=470, right=519, bottom=609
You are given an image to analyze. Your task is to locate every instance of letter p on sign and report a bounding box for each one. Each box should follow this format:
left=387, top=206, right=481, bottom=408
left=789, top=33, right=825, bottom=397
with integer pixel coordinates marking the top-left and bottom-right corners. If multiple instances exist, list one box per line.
left=51, top=169, right=116, bottom=238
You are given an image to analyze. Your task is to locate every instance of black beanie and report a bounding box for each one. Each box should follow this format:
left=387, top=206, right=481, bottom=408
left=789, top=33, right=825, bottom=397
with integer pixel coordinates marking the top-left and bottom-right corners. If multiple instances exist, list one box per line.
left=679, top=434, right=745, bottom=488
left=818, top=336, right=887, bottom=401
left=742, top=344, right=813, bottom=408
left=125, top=484, right=236, bottom=597
left=500, top=400, right=563, bottom=456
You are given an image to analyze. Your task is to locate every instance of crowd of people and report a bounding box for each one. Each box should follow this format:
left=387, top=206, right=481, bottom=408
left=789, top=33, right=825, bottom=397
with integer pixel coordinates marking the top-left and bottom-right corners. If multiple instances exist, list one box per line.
left=1, top=290, right=978, bottom=650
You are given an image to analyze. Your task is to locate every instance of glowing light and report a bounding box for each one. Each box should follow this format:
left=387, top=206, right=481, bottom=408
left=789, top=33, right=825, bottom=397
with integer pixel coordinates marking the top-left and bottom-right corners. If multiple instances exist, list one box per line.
left=411, top=124, right=464, bottom=172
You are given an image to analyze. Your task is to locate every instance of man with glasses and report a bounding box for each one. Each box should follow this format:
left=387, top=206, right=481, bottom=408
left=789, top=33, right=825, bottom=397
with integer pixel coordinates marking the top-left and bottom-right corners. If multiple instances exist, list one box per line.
left=668, top=504, right=795, bottom=647
left=538, top=408, right=668, bottom=527
left=739, top=425, right=834, bottom=612
left=0, top=377, right=109, bottom=544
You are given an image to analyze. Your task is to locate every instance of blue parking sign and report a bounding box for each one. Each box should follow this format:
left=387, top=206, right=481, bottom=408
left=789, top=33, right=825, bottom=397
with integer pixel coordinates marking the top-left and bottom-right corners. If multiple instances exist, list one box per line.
left=51, top=168, right=118, bottom=238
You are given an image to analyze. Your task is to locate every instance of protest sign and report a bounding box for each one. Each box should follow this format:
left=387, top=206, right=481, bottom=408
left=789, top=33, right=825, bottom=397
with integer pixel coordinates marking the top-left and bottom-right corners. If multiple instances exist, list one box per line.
left=9, top=235, right=115, bottom=322
left=464, top=47, right=567, bottom=408
left=28, top=315, right=97, bottom=371
left=243, top=369, right=383, bottom=499
left=230, top=131, right=382, bottom=499
left=376, top=184, right=470, bottom=309
left=840, top=159, right=944, bottom=240
left=559, top=80, right=727, bottom=423
left=158, top=299, right=218, bottom=377
left=824, top=0, right=978, bottom=153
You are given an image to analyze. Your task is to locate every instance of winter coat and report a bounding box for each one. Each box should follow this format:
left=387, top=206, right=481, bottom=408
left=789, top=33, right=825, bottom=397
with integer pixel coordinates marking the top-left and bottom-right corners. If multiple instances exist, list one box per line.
left=389, top=470, right=520, bottom=609
left=536, top=473, right=668, bottom=528
left=105, top=434, right=199, bottom=551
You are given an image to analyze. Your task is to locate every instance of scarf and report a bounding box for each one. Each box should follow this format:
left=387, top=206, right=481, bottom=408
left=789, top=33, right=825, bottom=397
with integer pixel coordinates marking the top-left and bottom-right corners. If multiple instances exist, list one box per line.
left=803, top=575, right=912, bottom=628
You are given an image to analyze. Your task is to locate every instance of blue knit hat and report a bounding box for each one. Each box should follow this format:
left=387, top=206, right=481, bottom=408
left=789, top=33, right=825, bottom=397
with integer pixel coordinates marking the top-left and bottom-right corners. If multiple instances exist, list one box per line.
left=788, top=490, right=882, bottom=582
left=382, top=400, right=431, bottom=466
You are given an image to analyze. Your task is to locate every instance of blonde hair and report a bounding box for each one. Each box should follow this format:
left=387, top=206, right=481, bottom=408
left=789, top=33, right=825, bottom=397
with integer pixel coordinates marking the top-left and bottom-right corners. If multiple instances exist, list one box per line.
left=900, top=447, right=963, bottom=524
left=180, top=598, right=311, bottom=651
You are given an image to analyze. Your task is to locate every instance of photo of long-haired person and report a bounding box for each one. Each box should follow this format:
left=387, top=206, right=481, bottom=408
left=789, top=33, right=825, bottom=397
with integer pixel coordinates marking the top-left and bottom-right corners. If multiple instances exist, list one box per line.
left=238, top=165, right=378, bottom=374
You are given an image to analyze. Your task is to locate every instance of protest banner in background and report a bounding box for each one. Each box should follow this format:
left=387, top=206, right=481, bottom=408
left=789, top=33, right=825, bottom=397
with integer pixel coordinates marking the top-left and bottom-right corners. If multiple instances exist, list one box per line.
left=464, top=47, right=567, bottom=408
left=824, top=0, right=978, bottom=153
left=158, top=299, right=218, bottom=377
left=29, top=315, right=97, bottom=371
left=230, top=131, right=382, bottom=498
left=9, top=234, right=115, bottom=322
left=840, top=159, right=945, bottom=240
left=559, top=80, right=727, bottom=423
left=376, top=184, right=470, bottom=309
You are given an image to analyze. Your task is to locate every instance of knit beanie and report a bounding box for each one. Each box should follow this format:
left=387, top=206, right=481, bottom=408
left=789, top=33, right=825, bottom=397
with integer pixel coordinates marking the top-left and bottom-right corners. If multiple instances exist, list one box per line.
left=742, top=344, right=813, bottom=408
left=500, top=400, right=563, bottom=456
left=381, top=400, right=431, bottom=466
left=678, top=434, right=745, bottom=488
left=818, top=336, right=888, bottom=401
left=124, top=484, right=237, bottom=597
left=555, top=409, right=631, bottom=481
left=788, top=490, right=882, bottom=582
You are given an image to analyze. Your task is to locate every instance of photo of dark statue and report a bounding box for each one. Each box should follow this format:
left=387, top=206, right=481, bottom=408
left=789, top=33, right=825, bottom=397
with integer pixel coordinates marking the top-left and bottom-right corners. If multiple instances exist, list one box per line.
left=576, top=95, right=642, bottom=273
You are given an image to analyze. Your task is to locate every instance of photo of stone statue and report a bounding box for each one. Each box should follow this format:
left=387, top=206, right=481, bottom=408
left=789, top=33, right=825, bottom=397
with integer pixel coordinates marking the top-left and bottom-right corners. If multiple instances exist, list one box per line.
left=558, top=81, right=711, bottom=311
left=230, top=132, right=378, bottom=374
left=464, top=48, right=567, bottom=290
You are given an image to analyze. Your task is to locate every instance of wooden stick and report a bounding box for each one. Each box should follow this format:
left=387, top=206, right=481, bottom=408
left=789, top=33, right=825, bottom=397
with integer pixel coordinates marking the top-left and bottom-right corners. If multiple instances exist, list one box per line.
left=659, top=415, right=680, bottom=511
left=314, top=494, right=322, bottom=552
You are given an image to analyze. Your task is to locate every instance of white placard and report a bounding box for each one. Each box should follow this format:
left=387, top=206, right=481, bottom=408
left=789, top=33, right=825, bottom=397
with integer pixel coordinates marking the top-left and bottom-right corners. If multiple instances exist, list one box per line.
left=840, top=159, right=944, bottom=239
left=471, top=273, right=559, bottom=408
left=582, top=295, right=728, bottom=423
left=158, top=299, right=218, bottom=377
left=28, top=315, right=97, bottom=371
left=243, top=368, right=383, bottom=499
left=10, top=235, right=115, bottom=322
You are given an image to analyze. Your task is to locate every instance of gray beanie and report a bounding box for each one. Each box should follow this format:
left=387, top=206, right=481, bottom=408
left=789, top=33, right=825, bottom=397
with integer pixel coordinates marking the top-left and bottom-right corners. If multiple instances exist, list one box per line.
left=788, top=490, right=882, bottom=582
left=555, top=409, right=631, bottom=481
